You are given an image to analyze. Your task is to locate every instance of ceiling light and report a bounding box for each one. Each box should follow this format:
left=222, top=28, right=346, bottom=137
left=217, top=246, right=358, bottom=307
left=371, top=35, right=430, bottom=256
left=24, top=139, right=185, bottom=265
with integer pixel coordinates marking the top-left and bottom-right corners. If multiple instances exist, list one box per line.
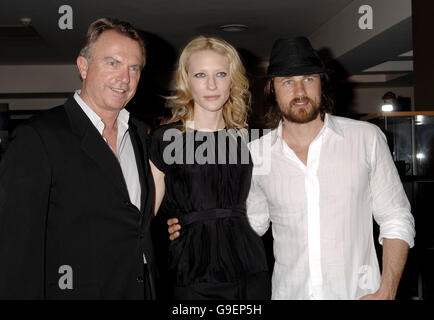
left=20, top=17, right=32, bottom=26
left=381, top=91, right=396, bottom=112
left=219, top=24, right=249, bottom=32
left=381, top=104, right=394, bottom=112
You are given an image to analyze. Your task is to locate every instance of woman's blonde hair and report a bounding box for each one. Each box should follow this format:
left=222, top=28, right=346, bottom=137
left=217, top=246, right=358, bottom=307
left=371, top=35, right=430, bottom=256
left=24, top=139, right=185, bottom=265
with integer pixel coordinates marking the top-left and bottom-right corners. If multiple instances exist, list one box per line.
left=167, top=36, right=251, bottom=130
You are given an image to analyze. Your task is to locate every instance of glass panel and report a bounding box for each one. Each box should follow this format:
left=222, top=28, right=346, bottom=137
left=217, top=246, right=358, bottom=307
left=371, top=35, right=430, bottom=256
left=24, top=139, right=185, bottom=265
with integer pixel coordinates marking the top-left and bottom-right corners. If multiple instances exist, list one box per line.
left=415, top=116, right=434, bottom=179
left=383, top=116, right=413, bottom=176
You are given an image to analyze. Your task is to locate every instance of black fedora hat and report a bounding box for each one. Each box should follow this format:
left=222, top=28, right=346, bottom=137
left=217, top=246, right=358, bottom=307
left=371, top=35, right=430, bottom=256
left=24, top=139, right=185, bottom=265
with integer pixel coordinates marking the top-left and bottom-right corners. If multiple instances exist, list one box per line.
left=265, top=37, right=330, bottom=78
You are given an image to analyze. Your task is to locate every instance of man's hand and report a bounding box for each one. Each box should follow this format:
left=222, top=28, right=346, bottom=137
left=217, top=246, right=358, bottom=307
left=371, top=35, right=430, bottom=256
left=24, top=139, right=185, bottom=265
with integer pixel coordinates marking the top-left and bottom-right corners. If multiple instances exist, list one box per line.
left=360, top=288, right=393, bottom=300
left=360, top=239, right=409, bottom=300
left=168, top=218, right=181, bottom=240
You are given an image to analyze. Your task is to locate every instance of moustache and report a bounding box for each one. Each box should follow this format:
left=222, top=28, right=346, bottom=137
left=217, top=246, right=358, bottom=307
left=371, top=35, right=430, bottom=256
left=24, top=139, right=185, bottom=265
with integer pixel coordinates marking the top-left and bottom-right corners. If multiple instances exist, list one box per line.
left=290, top=96, right=315, bottom=107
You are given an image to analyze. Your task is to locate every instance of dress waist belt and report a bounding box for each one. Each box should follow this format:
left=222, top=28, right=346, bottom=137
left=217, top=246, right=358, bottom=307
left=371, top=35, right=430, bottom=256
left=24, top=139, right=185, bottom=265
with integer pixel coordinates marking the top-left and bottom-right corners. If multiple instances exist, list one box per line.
left=178, top=208, right=246, bottom=226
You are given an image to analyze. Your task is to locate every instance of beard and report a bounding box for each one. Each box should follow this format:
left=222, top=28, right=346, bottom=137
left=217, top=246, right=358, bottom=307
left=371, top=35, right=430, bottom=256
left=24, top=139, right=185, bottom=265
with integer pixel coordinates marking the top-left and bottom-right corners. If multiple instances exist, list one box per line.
left=279, top=96, right=321, bottom=124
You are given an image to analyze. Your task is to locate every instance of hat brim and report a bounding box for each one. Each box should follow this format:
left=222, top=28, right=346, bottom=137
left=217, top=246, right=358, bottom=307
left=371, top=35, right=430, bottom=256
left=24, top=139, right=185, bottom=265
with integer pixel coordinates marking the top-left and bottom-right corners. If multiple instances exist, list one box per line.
left=257, top=66, right=334, bottom=79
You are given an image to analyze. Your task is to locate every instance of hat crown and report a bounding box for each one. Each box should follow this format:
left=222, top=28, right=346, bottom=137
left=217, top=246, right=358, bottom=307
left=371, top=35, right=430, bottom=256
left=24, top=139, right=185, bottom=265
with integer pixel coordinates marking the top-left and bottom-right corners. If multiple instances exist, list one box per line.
left=266, top=36, right=327, bottom=78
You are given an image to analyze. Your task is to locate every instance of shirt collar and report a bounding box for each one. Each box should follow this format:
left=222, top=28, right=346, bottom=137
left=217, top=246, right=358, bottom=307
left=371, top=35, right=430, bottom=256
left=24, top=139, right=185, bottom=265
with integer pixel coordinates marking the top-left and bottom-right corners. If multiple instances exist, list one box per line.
left=117, top=108, right=130, bottom=136
left=270, top=113, right=343, bottom=147
left=270, top=121, right=283, bottom=146
left=73, top=90, right=130, bottom=133
left=323, top=113, right=344, bottom=138
left=74, top=90, right=102, bottom=129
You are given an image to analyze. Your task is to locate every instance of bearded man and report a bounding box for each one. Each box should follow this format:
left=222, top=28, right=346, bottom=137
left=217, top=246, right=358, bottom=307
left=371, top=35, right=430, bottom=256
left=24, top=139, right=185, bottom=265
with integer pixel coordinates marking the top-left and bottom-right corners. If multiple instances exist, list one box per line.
left=246, top=37, right=415, bottom=300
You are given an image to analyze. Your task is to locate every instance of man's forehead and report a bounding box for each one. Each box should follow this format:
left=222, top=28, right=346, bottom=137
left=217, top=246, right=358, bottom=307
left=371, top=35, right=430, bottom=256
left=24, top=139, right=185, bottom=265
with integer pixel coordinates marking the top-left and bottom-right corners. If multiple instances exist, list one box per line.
left=91, top=31, right=143, bottom=63
left=275, top=74, right=320, bottom=80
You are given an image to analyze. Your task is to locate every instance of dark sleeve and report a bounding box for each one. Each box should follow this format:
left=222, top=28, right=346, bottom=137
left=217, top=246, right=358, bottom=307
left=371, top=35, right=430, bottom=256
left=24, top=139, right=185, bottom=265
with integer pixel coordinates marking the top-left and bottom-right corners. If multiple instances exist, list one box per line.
left=0, top=124, right=51, bottom=299
left=149, top=126, right=167, bottom=173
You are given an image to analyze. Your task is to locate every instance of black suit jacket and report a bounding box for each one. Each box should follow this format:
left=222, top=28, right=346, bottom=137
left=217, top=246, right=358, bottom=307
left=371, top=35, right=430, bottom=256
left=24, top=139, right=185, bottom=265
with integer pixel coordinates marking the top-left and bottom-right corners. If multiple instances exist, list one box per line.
left=0, top=96, right=156, bottom=299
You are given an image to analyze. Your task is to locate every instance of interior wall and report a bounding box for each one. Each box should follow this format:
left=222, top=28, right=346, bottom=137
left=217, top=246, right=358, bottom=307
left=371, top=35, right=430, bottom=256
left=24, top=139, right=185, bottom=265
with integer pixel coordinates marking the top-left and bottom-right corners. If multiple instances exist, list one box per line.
left=0, top=65, right=416, bottom=118
left=0, top=65, right=80, bottom=111
left=347, top=86, right=414, bottom=115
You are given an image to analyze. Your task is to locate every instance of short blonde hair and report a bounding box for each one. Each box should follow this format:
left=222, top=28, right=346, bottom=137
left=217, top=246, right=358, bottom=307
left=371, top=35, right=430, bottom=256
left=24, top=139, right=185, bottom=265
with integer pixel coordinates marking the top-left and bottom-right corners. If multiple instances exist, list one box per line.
left=168, top=36, right=251, bottom=130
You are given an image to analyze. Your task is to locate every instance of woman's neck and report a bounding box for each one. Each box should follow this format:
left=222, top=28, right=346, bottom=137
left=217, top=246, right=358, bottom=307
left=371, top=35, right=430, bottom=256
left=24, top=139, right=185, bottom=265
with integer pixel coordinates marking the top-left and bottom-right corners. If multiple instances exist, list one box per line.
left=190, top=107, right=225, bottom=131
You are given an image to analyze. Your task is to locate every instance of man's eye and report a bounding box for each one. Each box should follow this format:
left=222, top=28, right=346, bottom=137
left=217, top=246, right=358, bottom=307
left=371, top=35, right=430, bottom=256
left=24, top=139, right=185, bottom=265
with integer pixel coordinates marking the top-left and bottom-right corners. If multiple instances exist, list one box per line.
left=108, top=60, right=117, bottom=67
left=283, top=81, right=292, bottom=86
left=194, top=73, right=206, bottom=78
left=304, top=77, right=313, bottom=82
left=130, top=66, right=139, bottom=72
left=217, top=72, right=227, bottom=77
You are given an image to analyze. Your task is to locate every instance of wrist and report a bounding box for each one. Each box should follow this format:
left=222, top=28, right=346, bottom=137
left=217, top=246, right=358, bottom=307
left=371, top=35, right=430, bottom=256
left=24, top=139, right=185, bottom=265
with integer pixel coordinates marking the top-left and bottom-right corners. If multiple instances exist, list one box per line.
left=377, top=284, right=396, bottom=300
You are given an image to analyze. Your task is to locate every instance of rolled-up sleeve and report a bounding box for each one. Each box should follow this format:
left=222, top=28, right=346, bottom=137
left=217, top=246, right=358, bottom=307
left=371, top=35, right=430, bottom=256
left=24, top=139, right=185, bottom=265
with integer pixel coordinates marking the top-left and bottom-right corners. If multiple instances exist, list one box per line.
left=246, top=173, right=271, bottom=237
left=370, top=126, right=415, bottom=248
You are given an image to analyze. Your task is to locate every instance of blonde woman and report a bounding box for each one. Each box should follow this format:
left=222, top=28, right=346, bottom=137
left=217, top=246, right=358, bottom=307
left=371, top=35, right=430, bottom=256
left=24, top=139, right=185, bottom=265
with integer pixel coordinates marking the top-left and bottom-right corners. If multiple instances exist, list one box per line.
left=149, top=36, right=270, bottom=299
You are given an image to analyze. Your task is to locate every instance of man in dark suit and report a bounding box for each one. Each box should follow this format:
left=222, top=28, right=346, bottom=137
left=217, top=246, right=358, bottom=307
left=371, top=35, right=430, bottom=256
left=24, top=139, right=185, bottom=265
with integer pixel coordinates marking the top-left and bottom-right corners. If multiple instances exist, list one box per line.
left=0, top=18, right=156, bottom=299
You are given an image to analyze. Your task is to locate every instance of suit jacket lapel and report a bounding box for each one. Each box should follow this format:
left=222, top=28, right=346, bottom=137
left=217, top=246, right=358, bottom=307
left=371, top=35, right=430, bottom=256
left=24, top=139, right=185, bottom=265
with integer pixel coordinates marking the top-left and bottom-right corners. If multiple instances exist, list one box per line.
left=128, top=119, right=147, bottom=213
left=129, top=118, right=154, bottom=220
left=64, top=97, right=130, bottom=201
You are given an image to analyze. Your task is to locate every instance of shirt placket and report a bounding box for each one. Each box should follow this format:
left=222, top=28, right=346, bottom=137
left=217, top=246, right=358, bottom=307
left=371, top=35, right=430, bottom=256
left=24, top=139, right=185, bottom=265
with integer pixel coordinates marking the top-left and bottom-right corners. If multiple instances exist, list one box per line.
left=305, top=134, right=323, bottom=300
left=280, top=128, right=325, bottom=299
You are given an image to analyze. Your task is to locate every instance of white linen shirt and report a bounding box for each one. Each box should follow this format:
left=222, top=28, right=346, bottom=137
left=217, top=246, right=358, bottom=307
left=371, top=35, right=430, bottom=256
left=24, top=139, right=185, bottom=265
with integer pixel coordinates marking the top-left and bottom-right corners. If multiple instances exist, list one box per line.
left=247, top=114, right=415, bottom=300
left=73, top=91, right=141, bottom=211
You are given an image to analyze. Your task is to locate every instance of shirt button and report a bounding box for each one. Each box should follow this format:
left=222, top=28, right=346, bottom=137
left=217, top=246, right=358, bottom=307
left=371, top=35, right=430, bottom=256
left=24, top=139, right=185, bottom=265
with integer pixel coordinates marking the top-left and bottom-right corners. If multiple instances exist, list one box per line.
left=136, top=276, right=144, bottom=283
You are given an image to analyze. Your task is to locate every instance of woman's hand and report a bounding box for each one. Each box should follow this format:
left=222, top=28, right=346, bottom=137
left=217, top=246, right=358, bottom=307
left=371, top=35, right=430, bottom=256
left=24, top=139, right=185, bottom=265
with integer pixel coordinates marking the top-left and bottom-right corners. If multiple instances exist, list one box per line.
left=168, top=218, right=181, bottom=240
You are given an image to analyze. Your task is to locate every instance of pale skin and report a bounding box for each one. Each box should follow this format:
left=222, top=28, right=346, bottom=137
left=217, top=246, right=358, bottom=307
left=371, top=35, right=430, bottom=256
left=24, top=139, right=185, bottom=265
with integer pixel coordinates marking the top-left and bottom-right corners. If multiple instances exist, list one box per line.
left=168, top=73, right=410, bottom=299
left=150, top=49, right=232, bottom=216
left=76, top=29, right=143, bottom=157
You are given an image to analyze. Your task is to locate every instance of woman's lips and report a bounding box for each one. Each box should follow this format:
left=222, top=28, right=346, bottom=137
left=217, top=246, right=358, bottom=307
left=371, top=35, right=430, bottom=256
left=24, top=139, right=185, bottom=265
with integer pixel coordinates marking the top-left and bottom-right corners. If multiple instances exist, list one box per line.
left=204, top=95, right=220, bottom=101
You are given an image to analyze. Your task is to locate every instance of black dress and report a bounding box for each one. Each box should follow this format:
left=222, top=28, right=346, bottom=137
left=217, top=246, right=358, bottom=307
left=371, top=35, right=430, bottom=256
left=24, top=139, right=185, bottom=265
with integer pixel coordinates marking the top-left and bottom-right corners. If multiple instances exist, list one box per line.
left=150, top=122, right=270, bottom=300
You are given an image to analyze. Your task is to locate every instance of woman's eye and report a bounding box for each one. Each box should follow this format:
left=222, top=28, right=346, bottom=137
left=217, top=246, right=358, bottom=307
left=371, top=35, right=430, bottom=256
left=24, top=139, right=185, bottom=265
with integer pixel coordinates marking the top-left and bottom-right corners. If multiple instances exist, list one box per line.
left=217, top=72, right=227, bottom=77
left=283, top=81, right=292, bottom=86
left=304, top=77, right=313, bottom=82
left=194, top=73, right=206, bottom=78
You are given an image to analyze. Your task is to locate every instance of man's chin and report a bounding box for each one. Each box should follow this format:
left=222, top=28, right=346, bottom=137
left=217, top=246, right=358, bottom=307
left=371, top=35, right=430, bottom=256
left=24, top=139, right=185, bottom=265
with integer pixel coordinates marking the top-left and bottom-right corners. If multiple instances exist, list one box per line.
left=282, top=109, right=320, bottom=124
left=284, top=116, right=312, bottom=124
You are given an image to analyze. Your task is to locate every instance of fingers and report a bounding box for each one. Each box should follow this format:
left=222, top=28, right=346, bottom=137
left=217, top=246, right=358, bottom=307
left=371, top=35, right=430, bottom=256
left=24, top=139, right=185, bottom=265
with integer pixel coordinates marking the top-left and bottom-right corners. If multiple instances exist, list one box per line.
left=168, top=222, right=180, bottom=233
left=167, top=218, right=181, bottom=241
left=168, top=223, right=181, bottom=235
left=169, top=231, right=180, bottom=241
left=167, top=218, right=179, bottom=227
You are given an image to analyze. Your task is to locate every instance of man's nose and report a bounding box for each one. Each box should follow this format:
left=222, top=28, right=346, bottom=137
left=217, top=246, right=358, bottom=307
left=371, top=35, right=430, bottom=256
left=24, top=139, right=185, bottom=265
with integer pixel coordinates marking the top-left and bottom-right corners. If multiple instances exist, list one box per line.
left=293, top=80, right=306, bottom=96
left=118, top=67, right=130, bottom=84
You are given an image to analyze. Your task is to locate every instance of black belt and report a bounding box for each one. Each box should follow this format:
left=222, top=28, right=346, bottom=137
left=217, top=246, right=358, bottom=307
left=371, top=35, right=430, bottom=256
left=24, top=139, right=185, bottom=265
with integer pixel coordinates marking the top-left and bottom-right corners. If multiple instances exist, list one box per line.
left=178, top=208, right=246, bottom=227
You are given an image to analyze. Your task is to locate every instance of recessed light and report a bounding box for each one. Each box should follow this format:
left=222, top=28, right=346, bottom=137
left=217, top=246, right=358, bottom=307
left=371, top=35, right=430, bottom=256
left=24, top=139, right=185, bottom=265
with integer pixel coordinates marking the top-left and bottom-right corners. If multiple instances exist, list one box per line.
left=20, top=17, right=32, bottom=26
left=219, top=24, right=249, bottom=32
